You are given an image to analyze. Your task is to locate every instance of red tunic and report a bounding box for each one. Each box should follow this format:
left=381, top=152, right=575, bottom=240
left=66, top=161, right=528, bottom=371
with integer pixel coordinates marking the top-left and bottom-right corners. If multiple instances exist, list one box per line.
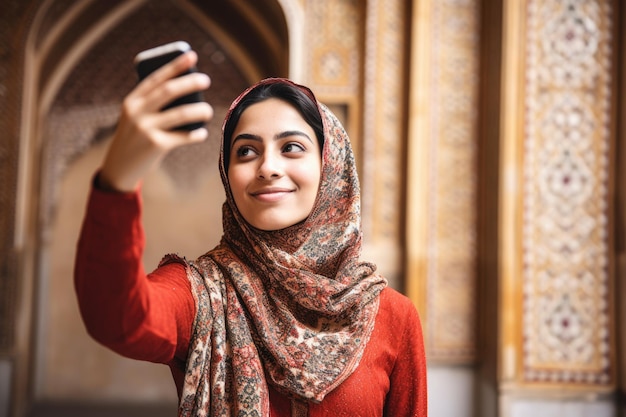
left=75, top=185, right=427, bottom=416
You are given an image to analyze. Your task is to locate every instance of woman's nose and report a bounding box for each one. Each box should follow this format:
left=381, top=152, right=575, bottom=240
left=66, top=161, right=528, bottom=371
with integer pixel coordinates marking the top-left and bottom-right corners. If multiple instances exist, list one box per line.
left=257, top=153, right=283, bottom=179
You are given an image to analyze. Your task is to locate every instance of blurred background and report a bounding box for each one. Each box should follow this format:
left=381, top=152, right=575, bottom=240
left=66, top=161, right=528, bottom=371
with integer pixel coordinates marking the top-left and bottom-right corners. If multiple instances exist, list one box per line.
left=0, top=0, right=624, bottom=416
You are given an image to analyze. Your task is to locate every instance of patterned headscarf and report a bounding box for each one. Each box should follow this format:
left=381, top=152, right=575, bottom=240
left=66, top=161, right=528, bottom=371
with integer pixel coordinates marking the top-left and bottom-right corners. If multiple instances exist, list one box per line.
left=167, top=78, right=387, bottom=416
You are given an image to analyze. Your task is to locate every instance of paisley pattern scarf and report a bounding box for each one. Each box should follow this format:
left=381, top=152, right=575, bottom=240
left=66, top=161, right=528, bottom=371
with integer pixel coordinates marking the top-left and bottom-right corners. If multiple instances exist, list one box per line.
left=166, top=78, right=387, bottom=416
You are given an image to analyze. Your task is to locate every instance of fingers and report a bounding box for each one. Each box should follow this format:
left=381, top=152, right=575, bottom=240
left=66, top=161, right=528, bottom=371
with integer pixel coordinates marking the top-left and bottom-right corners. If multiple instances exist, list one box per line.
left=135, top=50, right=199, bottom=94
left=117, top=99, right=213, bottom=151
left=158, top=101, right=214, bottom=131
left=125, top=50, right=212, bottom=130
left=154, top=71, right=210, bottom=110
left=159, top=127, right=210, bottom=149
left=188, top=127, right=209, bottom=142
left=141, top=72, right=211, bottom=114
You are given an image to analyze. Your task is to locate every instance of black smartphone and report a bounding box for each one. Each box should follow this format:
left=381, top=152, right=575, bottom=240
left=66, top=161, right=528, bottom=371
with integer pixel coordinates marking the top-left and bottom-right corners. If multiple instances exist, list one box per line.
left=134, top=41, right=205, bottom=131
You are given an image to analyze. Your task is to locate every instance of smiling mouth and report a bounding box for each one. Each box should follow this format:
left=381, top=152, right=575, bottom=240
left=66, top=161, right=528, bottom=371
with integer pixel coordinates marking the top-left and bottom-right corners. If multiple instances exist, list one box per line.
left=250, top=188, right=294, bottom=202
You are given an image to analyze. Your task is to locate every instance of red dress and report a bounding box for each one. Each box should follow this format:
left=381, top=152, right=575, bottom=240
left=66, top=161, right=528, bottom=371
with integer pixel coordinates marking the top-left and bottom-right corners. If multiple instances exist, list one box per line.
left=75, top=185, right=427, bottom=416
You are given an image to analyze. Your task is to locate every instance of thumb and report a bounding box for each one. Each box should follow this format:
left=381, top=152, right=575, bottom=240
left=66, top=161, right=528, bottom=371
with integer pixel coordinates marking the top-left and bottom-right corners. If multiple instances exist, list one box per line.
left=188, top=127, right=209, bottom=142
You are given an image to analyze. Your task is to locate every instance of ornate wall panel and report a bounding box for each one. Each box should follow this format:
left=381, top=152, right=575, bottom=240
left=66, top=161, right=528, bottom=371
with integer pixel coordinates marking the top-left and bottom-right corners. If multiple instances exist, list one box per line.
left=301, top=0, right=362, bottom=155
left=301, top=0, right=365, bottom=179
left=521, top=0, right=615, bottom=387
left=304, top=0, right=361, bottom=96
left=406, top=0, right=481, bottom=362
left=360, top=0, right=408, bottom=287
left=361, top=0, right=406, bottom=242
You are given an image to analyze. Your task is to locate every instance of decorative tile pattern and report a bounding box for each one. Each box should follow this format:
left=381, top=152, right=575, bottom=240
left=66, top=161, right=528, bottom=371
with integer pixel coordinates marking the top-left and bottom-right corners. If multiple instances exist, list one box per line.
left=361, top=0, right=406, bottom=242
left=305, top=0, right=361, bottom=95
left=522, top=0, right=614, bottom=385
left=423, top=0, right=481, bottom=362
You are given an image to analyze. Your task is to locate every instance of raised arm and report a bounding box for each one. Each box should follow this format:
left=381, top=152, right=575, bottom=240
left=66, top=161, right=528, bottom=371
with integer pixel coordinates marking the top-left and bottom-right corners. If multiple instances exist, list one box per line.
left=74, top=48, right=213, bottom=364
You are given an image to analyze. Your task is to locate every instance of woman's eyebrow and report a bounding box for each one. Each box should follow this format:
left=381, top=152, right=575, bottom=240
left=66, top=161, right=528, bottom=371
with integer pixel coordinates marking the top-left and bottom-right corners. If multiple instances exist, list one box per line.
left=275, top=130, right=313, bottom=143
left=232, top=133, right=262, bottom=144
left=232, top=131, right=313, bottom=144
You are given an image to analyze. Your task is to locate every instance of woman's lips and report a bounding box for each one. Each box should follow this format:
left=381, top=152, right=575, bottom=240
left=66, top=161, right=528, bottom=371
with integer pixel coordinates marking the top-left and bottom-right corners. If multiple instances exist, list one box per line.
left=250, top=188, right=293, bottom=202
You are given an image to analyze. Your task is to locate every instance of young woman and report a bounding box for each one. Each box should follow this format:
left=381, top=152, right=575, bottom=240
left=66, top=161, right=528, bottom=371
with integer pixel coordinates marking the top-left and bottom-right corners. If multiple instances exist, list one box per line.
left=75, top=49, right=427, bottom=416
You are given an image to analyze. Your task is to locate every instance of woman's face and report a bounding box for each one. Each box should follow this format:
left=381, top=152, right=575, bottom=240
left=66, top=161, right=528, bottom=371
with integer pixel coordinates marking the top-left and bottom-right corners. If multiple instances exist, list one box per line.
left=228, top=98, right=322, bottom=231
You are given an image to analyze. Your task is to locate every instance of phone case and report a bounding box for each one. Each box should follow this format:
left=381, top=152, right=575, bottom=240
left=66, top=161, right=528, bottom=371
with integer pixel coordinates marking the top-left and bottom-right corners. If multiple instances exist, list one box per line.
left=134, top=41, right=205, bottom=131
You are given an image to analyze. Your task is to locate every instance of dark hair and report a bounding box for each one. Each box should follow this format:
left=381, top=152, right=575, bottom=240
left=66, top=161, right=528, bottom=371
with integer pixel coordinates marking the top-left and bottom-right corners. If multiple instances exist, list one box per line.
left=223, top=81, right=324, bottom=172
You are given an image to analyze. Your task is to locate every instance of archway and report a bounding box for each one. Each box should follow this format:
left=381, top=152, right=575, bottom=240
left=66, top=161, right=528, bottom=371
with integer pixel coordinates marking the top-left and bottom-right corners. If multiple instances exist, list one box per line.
left=17, top=1, right=291, bottom=414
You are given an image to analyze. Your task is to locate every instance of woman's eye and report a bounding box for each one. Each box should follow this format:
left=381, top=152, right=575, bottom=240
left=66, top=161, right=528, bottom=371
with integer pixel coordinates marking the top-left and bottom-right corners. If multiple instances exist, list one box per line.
left=235, top=146, right=256, bottom=158
left=283, top=143, right=305, bottom=153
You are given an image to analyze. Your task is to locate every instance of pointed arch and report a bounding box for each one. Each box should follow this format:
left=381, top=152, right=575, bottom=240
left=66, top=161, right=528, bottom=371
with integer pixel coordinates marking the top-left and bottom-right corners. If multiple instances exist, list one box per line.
left=13, top=0, right=292, bottom=412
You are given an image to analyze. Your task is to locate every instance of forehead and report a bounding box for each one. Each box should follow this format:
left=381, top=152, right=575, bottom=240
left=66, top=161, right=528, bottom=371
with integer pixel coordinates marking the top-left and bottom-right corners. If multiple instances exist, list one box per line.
left=235, top=99, right=310, bottom=130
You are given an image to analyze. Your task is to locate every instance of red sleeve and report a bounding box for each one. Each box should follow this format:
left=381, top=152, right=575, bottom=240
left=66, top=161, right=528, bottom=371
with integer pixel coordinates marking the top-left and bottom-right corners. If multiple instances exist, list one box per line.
left=383, top=291, right=428, bottom=417
left=74, top=178, right=195, bottom=365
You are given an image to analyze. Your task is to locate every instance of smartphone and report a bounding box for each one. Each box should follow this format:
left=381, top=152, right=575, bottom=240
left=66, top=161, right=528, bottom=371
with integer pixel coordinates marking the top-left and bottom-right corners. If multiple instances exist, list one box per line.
left=134, top=41, right=205, bottom=131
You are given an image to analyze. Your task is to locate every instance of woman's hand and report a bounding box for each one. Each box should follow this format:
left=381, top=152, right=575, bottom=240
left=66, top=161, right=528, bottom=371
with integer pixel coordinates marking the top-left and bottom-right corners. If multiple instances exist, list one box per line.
left=99, top=50, right=214, bottom=192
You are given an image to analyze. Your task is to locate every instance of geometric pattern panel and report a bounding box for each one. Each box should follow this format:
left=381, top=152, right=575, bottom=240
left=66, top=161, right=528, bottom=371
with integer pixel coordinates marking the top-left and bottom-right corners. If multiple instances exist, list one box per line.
left=305, top=0, right=361, bottom=95
left=423, top=0, right=481, bottom=363
left=358, top=0, right=408, bottom=290
left=360, top=0, right=407, bottom=244
left=522, top=0, right=614, bottom=386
